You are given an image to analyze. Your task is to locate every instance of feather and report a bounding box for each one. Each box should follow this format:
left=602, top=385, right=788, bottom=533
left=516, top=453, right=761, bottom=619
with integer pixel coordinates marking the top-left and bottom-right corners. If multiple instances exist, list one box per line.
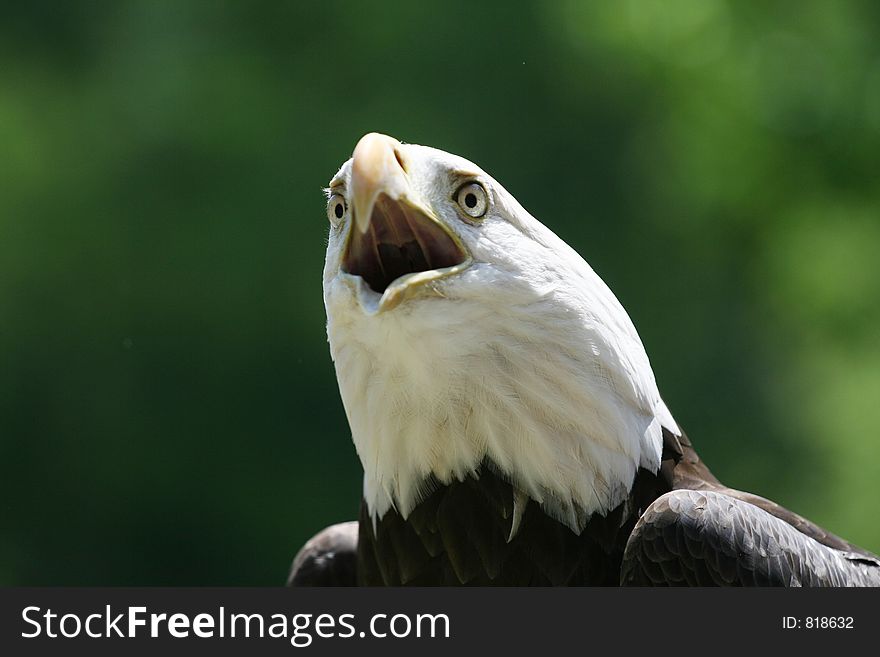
left=507, top=488, right=529, bottom=543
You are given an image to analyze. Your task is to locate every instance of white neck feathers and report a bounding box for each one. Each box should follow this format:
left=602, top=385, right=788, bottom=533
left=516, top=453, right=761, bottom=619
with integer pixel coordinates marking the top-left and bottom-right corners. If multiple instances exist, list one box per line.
left=325, top=259, right=675, bottom=534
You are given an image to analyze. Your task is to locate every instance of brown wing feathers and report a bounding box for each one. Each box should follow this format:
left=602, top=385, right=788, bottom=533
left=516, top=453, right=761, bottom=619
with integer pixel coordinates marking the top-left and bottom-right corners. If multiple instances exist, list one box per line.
left=290, top=429, right=880, bottom=586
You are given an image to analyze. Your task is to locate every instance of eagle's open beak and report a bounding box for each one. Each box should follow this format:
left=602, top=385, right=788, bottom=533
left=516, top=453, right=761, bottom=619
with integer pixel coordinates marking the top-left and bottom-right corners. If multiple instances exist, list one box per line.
left=343, top=133, right=469, bottom=311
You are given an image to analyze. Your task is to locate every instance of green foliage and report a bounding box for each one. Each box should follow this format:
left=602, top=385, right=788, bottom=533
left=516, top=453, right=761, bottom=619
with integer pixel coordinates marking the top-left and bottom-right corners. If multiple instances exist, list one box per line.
left=2, top=0, right=878, bottom=584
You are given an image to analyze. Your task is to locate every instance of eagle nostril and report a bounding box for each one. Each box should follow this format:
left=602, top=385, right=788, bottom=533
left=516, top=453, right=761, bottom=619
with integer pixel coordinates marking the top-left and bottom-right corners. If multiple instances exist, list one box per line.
left=393, top=148, right=407, bottom=174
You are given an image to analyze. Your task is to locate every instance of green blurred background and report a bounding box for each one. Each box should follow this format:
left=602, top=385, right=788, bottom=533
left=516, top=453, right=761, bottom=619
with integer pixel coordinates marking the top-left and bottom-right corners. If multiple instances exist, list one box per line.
left=2, top=1, right=879, bottom=585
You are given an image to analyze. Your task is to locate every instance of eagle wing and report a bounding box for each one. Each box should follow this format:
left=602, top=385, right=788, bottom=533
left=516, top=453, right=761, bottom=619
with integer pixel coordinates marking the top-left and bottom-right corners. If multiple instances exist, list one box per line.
left=287, top=521, right=358, bottom=586
left=620, top=488, right=880, bottom=586
left=622, top=427, right=880, bottom=586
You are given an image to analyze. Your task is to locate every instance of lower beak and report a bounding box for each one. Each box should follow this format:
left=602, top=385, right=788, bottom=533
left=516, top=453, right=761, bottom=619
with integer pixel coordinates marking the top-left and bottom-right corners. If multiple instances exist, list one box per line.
left=343, top=133, right=469, bottom=307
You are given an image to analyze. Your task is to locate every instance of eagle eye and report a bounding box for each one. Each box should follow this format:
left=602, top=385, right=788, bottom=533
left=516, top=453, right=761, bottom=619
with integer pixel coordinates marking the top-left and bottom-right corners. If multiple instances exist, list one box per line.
left=327, top=193, right=347, bottom=226
left=455, top=182, right=488, bottom=219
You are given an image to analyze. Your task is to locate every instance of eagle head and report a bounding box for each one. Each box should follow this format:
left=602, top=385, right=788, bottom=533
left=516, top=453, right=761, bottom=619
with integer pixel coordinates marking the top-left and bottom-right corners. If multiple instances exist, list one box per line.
left=322, top=133, right=677, bottom=533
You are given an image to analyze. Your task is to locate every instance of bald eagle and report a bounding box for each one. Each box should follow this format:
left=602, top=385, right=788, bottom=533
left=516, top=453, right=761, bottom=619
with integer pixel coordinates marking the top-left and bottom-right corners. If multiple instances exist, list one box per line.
left=289, top=133, right=880, bottom=586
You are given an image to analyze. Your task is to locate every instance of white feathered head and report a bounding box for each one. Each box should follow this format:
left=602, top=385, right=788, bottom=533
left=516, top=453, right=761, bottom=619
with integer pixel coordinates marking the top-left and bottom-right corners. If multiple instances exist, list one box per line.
left=323, top=133, right=678, bottom=533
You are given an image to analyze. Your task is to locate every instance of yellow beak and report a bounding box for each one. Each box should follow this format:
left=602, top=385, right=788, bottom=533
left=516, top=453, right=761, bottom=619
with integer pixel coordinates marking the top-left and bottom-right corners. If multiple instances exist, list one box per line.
left=341, top=133, right=470, bottom=310
left=350, top=132, right=409, bottom=234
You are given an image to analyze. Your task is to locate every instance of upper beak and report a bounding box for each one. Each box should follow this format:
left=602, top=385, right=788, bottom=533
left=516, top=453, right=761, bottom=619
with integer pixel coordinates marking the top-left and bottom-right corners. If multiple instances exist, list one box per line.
left=342, top=133, right=469, bottom=304
left=350, top=133, right=409, bottom=234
